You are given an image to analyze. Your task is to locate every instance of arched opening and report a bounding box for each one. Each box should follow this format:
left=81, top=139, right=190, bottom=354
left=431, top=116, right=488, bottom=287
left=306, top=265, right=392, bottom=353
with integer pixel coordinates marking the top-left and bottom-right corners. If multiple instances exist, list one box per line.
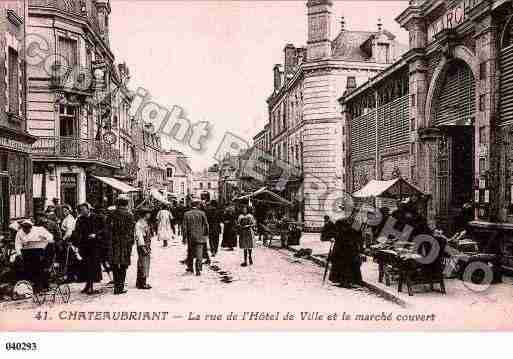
left=431, top=59, right=476, bottom=231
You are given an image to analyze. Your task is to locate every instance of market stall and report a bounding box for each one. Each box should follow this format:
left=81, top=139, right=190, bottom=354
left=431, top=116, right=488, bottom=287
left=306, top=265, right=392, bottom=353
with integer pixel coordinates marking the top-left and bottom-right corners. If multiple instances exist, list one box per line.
left=234, top=187, right=301, bottom=247
left=354, top=178, right=446, bottom=295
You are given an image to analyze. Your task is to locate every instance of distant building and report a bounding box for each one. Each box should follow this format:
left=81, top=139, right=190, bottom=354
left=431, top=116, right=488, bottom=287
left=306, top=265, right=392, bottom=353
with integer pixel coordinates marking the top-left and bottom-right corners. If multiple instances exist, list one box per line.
left=192, top=168, right=219, bottom=202
left=160, top=150, right=192, bottom=204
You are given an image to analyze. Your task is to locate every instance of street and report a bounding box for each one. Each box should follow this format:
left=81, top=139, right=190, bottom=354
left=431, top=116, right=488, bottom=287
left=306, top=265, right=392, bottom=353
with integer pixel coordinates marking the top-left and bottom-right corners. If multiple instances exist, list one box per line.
left=1, top=234, right=513, bottom=330
left=0, top=235, right=404, bottom=330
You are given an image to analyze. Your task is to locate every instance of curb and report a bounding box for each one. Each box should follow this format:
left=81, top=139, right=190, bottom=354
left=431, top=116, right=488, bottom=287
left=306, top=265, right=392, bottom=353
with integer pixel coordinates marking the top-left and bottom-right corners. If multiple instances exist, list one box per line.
left=284, top=244, right=408, bottom=308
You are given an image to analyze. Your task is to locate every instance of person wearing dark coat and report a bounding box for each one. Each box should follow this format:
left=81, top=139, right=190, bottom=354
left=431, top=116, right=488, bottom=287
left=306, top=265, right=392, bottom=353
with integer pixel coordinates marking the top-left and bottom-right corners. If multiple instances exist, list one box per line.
left=206, top=200, right=222, bottom=256
left=221, top=204, right=237, bottom=250
left=320, top=215, right=337, bottom=242
left=108, top=196, right=136, bottom=294
left=95, top=207, right=113, bottom=284
left=329, top=217, right=363, bottom=288
left=72, top=202, right=104, bottom=295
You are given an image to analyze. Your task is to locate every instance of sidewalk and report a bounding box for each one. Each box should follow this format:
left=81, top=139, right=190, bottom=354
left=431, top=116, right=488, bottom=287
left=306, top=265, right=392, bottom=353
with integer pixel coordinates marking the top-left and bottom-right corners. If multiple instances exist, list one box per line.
left=288, top=233, right=513, bottom=309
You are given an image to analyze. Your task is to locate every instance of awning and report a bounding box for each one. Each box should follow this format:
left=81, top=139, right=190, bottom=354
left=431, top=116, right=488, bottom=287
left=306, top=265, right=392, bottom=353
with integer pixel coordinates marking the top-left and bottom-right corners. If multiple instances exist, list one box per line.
left=352, top=178, right=425, bottom=199
left=92, top=175, right=140, bottom=193
left=150, top=188, right=171, bottom=205
left=235, top=187, right=293, bottom=207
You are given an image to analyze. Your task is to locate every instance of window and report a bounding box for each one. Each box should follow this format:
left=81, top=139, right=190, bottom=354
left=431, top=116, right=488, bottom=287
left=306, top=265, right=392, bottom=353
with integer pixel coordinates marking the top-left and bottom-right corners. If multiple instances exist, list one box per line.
left=479, top=126, right=487, bottom=144
left=480, top=62, right=487, bottom=80
left=59, top=37, right=78, bottom=69
left=347, top=76, right=356, bottom=89
left=8, top=152, right=28, bottom=219
left=479, top=94, right=486, bottom=112
left=199, top=182, right=203, bottom=190
left=181, top=183, right=185, bottom=194
left=411, top=94, right=416, bottom=107
left=410, top=118, right=416, bottom=131
left=59, top=105, right=77, bottom=137
left=8, top=47, right=19, bottom=115
left=167, top=167, right=174, bottom=178
left=208, top=182, right=211, bottom=189
left=169, top=181, right=174, bottom=193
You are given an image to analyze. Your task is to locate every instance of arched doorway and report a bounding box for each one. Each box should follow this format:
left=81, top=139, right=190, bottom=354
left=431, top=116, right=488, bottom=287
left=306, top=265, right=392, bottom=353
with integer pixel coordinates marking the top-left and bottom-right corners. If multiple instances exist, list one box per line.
left=432, top=59, right=476, bottom=231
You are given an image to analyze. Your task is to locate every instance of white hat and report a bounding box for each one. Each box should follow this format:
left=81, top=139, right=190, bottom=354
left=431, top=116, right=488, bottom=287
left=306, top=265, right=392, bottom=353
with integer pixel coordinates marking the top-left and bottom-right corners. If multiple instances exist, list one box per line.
left=9, top=221, right=20, bottom=231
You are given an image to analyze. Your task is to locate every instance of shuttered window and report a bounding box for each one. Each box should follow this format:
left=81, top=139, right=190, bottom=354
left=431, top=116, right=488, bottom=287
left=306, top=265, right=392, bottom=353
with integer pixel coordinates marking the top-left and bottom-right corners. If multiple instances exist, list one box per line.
left=499, top=44, right=513, bottom=125
left=434, top=61, right=475, bottom=126
left=8, top=47, right=19, bottom=115
left=351, top=111, right=376, bottom=162
left=378, top=95, right=409, bottom=151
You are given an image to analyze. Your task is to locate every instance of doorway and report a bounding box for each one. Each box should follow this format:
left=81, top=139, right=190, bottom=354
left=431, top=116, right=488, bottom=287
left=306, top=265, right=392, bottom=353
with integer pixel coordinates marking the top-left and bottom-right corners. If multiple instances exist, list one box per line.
left=61, top=173, right=78, bottom=210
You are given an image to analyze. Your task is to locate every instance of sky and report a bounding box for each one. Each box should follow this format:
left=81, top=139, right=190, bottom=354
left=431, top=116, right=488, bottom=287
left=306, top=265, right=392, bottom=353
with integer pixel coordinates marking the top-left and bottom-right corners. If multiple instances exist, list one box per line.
left=109, top=0, right=409, bottom=171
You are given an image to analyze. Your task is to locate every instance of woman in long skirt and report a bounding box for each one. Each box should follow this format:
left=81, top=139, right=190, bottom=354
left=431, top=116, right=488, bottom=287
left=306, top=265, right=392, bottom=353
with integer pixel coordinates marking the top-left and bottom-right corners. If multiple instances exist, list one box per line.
left=221, top=204, right=237, bottom=250
left=156, top=205, right=175, bottom=247
left=238, top=206, right=256, bottom=266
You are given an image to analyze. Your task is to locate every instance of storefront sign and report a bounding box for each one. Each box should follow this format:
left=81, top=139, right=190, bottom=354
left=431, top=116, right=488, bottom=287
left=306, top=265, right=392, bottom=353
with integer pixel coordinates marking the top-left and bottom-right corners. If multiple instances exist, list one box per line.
left=427, top=0, right=484, bottom=43
left=0, top=136, right=31, bottom=153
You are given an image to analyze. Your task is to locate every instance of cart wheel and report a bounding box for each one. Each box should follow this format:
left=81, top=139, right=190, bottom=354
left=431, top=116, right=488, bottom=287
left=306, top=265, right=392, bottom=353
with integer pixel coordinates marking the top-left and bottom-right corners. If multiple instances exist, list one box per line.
left=11, top=280, right=33, bottom=301
left=57, top=284, right=71, bottom=303
left=32, top=290, right=46, bottom=305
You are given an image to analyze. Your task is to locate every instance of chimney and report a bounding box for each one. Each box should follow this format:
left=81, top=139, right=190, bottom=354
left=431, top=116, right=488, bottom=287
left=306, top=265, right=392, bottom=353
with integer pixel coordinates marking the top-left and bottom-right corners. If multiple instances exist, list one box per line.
left=307, top=0, right=333, bottom=60
left=273, top=64, right=283, bottom=91
left=340, top=16, right=345, bottom=32
left=284, top=44, right=297, bottom=78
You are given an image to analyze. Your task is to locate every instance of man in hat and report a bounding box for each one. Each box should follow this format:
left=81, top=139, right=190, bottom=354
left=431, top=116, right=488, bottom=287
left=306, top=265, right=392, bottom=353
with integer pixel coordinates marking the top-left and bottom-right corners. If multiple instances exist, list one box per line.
left=109, top=195, right=136, bottom=294
left=183, top=201, right=209, bottom=275
left=52, top=197, right=65, bottom=224
left=135, top=207, right=153, bottom=289
left=15, top=219, right=54, bottom=292
left=35, top=210, right=63, bottom=264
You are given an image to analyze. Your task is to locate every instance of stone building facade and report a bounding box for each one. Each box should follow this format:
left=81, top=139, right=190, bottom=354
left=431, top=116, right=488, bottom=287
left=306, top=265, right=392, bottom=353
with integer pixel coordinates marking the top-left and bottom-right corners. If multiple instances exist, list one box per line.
left=27, top=0, right=124, bottom=210
left=265, top=0, right=406, bottom=230
left=0, top=1, right=37, bottom=232
left=341, top=0, right=513, bottom=233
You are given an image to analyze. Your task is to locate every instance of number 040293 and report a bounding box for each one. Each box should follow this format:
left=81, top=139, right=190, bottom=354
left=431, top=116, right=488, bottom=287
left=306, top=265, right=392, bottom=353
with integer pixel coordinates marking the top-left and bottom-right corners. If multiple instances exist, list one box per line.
left=5, top=342, right=38, bottom=351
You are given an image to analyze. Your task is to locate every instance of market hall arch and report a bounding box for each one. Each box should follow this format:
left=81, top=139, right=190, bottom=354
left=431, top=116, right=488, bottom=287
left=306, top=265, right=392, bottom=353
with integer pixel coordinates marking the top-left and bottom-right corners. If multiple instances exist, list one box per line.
left=424, top=45, right=478, bottom=232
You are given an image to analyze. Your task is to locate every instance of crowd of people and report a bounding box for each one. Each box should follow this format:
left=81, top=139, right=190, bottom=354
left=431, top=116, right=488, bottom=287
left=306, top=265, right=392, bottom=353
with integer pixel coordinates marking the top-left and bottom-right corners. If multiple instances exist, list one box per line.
left=8, top=195, right=265, bottom=296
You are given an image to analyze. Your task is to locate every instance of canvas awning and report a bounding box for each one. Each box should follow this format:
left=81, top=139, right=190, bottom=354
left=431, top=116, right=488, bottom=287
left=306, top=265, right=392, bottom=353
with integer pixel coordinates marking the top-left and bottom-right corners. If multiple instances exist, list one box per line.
left=235, top=187, right=293, bottom=207
left=92, top=175, right=139, bottom=193
left=352, top=178, right=425, bottom=199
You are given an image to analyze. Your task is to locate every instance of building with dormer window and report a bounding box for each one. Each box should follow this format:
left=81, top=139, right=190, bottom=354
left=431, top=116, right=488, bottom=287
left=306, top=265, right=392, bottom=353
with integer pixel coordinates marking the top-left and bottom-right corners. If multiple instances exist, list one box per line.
left=259, top=0, right=407, bottom=230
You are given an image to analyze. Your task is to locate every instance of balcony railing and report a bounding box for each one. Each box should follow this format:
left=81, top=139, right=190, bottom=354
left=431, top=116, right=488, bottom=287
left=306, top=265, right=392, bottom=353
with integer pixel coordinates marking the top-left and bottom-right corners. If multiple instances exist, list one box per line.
left=32, top=136, right=120, bottom=167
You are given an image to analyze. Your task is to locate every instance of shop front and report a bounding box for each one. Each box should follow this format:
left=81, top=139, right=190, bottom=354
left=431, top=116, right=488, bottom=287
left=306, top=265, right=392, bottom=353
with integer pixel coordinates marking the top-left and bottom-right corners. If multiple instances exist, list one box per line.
left=0, top=128, right=36, bottom=233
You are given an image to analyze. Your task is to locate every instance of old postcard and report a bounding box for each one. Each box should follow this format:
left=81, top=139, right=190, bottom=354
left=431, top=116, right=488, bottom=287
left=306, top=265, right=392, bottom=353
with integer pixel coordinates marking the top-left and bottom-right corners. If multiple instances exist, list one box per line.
left=1, top=0, right=513, bottom=335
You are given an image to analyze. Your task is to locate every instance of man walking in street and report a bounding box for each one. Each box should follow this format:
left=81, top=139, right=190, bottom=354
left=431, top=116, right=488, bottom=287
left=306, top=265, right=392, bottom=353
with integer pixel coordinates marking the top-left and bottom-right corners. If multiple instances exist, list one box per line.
left=205, top=200, right=221, bottom=257
left=135, top=207, right=153, bottom=289
left=109, top=195, right=136, bottom=295
left=183, top=201, right=209, bottom=276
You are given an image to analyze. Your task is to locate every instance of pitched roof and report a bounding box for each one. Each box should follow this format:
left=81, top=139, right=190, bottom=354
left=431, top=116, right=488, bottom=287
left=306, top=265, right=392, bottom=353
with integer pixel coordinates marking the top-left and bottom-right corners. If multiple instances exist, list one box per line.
left=331, top=29, right=403, bottom=62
